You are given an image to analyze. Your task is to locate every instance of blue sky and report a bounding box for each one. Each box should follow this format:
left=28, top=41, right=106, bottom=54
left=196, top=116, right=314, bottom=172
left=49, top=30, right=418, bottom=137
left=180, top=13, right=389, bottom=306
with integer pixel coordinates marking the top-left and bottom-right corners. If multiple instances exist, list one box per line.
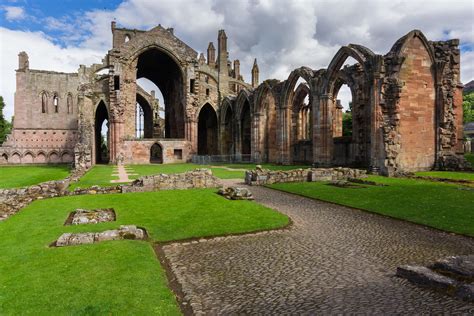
left=1, top=0, right=473, bottom=119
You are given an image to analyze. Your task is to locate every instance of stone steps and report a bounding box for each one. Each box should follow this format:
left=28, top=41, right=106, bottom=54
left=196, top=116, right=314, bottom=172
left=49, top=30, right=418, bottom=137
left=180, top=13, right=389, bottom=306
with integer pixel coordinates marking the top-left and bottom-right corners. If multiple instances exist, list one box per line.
left=397, top=255, right=474, bottom=302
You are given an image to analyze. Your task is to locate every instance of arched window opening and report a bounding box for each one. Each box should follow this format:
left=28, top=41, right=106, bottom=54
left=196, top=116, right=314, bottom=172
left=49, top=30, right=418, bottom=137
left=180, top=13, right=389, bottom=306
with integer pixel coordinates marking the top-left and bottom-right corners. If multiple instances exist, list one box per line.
left=124, top=35, right=130, bottom=43
left=136, top=103, right=144, bottom=138
left=137, top=79, right=161, bottom=138
left=41, top=92, right=47, bottom=113
left=53, top=95, right=59, bottom=113
left=336, top=84, right=352, bottom=137
left=67, top=93, right=73, bottom=114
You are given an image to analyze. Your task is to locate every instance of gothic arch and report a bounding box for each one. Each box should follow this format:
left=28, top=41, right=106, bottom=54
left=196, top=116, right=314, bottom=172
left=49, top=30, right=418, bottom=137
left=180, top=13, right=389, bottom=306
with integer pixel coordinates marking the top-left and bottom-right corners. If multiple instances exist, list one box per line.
left=281, top=67, right=314, bottom=109
left=234, top=89, right=253, bottom=120
left=322, top=45, right=374, bottom=96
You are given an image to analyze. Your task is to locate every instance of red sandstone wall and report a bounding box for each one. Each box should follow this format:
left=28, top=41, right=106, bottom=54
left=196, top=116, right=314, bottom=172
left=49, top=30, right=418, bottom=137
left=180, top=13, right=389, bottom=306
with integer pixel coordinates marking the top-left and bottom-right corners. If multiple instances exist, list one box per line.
left=397, top=36, right=436, bottom=171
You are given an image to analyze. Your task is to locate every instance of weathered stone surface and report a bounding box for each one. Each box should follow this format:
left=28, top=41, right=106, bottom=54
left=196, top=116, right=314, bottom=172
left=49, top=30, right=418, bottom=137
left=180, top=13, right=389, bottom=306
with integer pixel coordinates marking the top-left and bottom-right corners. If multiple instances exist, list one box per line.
left=455, top=284, right=474, bottom=302
left=218, top=187, right=254, bottom=200
left=123, top=168, right=221, bottom=192
left=245, top=167, right=367, bottom=186
left=69, top=208, right=115, bottom=225
left=431, top=255, right=474, bottom=279
left=396, top=265, right=457, bottom=291
left=55, top=225, right=146, bottom=247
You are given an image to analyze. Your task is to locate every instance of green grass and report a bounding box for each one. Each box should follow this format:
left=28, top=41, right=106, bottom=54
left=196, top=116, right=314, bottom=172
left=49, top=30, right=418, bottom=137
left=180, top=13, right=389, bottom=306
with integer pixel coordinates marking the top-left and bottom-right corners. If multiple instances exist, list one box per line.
left=0, top=189, right=288, bottom=314
left=68, top=165, right=125, bottom=190
left=269, top=176, right=474, bottom=236
left=415, top=171, right=474, bottom=181
left=0, top=165, right=70, bottom=189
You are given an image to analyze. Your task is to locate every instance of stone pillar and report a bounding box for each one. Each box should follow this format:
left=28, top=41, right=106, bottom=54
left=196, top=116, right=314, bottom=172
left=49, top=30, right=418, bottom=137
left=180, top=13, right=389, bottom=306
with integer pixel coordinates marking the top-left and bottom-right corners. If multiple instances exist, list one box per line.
left=252, top=113, right=261, bottom=162
left=313, top=94, right=333, bottom=166
left=279, top=106, right=290, bottom=164
left=334, top=100, right=343, bottom=137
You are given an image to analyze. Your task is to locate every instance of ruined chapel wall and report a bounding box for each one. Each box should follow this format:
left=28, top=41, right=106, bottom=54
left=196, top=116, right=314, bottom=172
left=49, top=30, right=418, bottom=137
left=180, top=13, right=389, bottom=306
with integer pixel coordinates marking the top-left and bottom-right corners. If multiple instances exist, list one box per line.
left=14, top=70, right=80, bottom=130
left=397, top=36, right=436, bottom=171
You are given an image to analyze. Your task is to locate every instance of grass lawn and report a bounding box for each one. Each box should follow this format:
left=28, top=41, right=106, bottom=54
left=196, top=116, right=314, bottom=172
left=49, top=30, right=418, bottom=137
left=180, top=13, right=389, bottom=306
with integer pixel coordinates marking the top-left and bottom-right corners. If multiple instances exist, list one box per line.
left=269, top=176, right=474, bottom=236
left=70, top=163, right=311, bottom=189
left=0, top=189, right=288, bottom=314
left=415, top=171, right=474, bottom=181
left=0, top=165, right=70, bottom=189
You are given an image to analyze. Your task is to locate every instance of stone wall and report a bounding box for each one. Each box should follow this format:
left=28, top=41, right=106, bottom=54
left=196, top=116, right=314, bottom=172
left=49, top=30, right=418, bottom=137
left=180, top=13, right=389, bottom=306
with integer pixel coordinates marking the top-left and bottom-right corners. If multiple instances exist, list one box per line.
left=245, top=167, right=367, bottom=186
left=123, top=169, right=221, bottom=192
left=121, top=139, right=192, bottom=164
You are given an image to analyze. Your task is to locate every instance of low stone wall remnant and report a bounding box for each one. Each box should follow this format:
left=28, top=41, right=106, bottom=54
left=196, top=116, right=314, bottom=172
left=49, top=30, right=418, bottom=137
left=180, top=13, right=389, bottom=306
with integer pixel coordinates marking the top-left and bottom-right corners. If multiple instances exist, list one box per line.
left=122, top=168, right=221, bottom=193
left=245, top=166, right=367, bottom=186
left=0, top=168, right=221, bottom=221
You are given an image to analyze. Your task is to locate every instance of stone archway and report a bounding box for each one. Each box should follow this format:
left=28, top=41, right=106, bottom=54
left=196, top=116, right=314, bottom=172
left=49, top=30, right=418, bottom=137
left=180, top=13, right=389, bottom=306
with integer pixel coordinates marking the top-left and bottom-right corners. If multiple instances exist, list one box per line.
left=136, top=48, right=184, bottom=138
left=95, top=101, right=109, bottom=164
left=150, top=143, right=163, bottom=164
left=197, top=104, right=218, bottom=155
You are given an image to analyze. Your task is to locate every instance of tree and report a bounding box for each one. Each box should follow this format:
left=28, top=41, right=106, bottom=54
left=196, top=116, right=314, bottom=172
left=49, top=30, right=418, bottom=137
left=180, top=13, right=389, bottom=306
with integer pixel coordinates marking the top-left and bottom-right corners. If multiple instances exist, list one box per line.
left=463, top=92, right=474, bottom=123
left=0, top=96, right=12, bottom=145
left=342, top=111, right=352, bottom=137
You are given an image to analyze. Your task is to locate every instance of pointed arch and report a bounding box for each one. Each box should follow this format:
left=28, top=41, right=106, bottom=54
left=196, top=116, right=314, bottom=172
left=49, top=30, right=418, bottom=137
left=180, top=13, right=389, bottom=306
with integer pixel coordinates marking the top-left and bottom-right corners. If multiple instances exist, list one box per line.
left=234, top=88, right=252, bottom=120
left=40, top=91, right=48, bottom=113
left=197, top=103, right=218, bottom=155
left=95, top=100, right=110, bottom=164
left=220, top=97, right=235, bottom=156
left=281, top=67, right=314, bottom=109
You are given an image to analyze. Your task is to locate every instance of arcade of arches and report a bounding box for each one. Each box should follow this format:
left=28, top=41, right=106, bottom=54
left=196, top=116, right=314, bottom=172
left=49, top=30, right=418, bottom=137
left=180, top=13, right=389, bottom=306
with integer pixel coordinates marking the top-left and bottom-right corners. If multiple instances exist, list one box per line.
left=1, top=23, right=467, bottom=175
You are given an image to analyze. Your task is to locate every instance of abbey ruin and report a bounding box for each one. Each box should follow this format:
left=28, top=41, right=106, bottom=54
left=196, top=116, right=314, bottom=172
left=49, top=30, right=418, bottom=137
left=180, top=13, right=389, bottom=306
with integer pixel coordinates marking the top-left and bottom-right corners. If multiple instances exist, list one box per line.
left=0, top=23, right=467, bottom=175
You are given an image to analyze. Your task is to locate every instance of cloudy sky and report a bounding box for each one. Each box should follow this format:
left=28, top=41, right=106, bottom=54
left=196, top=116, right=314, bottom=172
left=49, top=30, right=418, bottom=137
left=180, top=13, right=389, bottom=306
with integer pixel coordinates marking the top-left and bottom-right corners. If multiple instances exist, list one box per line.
left=1, top=0, right=473, bottom=119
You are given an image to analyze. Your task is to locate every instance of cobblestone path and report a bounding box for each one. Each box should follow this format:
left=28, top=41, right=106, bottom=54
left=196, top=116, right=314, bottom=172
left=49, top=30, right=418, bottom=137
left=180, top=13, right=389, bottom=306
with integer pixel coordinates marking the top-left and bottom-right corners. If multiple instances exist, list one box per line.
left=163, top=181, right=474, bottom=314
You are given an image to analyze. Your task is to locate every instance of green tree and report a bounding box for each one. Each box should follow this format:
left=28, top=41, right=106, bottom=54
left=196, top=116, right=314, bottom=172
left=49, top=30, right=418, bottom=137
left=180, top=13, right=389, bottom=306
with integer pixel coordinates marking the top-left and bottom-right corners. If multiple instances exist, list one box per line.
left=342, top=111, right=352, bottom=137
left=463, top=92, right=474, bottom=123
left=0, top=96, right=12, bottom=145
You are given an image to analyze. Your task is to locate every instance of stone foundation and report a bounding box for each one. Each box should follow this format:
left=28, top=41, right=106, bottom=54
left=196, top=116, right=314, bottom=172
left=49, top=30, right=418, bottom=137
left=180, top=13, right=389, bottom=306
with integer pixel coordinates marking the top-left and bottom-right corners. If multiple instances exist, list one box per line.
left=245, top=167, right=367, bottom=186
left=54, top=225, right=147, bottom=247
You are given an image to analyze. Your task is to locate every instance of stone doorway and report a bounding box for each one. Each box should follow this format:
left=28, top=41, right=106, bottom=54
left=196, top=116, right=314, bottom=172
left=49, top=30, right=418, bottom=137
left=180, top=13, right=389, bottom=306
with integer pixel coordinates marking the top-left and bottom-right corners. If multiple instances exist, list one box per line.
left=150, top=143, right=163, bottom=164
left=197, top=104, right=218, bottom=155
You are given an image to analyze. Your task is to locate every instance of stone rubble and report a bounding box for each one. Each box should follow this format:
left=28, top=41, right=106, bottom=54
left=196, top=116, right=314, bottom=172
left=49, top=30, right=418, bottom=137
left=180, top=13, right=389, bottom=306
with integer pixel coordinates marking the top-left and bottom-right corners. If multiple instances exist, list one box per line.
left=217, top=187, right=254, bottom=200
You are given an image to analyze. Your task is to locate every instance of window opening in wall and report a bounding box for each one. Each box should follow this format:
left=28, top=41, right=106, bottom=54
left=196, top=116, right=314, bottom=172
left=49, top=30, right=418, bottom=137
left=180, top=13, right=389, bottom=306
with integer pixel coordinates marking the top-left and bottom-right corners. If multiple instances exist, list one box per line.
left=135, top=103, right=144, bottom=138
left=206, top=88, right=210, bottom=96
left=174, top=149, right=183, bottom=160
left=124, top=35, right=130, bottom=43
left=41, top=92, right=47, bottom=113
left=53, top=95, right=59, bottom=113
left=190, top=79, right=195, bottom=94
left=114, top=76, right=120, bottom=90
left=67, top=94, right=73, bottom=114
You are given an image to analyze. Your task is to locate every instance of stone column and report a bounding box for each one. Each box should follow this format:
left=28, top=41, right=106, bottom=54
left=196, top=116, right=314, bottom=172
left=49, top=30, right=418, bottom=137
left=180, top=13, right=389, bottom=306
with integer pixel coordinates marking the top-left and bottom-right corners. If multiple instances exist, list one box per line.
left=313, top=94, right=333, bottom=166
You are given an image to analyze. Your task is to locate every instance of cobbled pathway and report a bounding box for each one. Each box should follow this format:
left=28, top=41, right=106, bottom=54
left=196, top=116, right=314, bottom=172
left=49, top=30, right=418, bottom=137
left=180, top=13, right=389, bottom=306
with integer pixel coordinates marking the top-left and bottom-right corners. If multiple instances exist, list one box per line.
left=163, top=180, right=474, bottom=314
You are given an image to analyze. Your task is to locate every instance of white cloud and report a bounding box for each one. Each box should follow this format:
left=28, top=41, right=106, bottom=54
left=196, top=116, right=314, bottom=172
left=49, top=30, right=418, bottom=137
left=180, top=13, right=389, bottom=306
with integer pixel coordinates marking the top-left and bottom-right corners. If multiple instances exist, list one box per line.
left=0, top=28, right=104, bottom=119
left=3, top=6, right=25, bottom=21
left=0, top=0, right=473, bottom=120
